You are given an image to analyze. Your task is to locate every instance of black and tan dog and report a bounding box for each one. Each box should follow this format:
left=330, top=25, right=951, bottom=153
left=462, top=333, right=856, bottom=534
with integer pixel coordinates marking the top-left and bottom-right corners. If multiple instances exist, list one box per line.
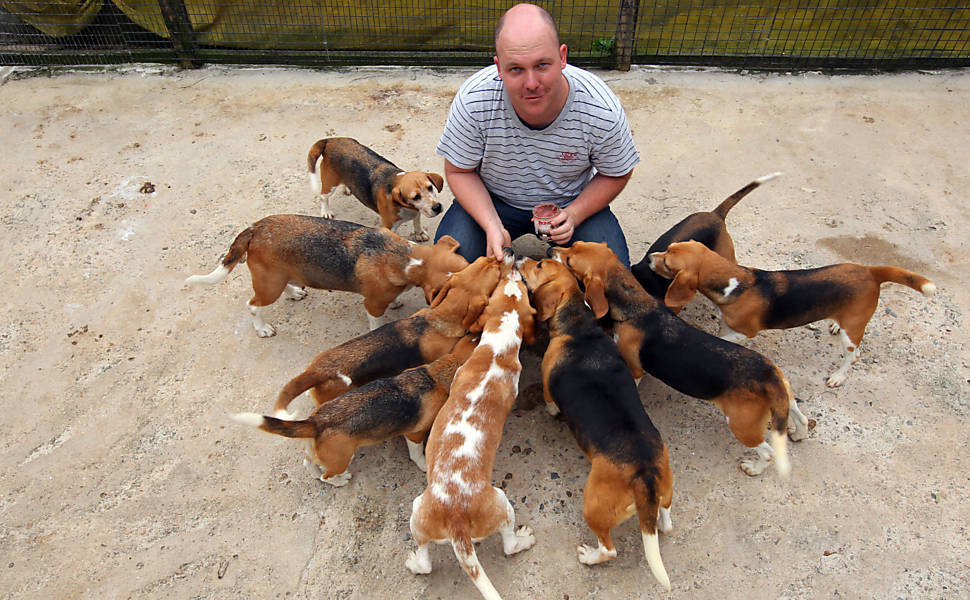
left=231, top=342, right=475, bottom=486
left=308, top=137, right=444, bottom=241
left=557, top=241, right=802, bottom=477
left=630, top=173, right=780, bottom=300
left=517, top=256, right=673, bottom=591
left=272, top=254, right=503, bottom=418
left=185, top=215, right=468, bottom=335
left=648, top=240, right=937, bottom=387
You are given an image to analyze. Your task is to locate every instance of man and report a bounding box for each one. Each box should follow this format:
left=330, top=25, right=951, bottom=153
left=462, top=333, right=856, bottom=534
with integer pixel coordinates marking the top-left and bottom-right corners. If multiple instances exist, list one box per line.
left=434, top=2, right=639, bottom=266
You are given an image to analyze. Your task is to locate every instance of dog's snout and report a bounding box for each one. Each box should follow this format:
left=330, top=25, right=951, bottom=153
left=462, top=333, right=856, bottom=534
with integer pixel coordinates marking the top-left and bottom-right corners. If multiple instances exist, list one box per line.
left=545, top=245, right=557, bottom=258
left=431, top=202, right=442, bottom=215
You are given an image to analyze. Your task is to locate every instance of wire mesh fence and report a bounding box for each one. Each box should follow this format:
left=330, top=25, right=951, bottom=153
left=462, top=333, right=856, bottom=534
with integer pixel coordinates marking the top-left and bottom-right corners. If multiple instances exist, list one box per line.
left=1, top=1, right=968, bottom=70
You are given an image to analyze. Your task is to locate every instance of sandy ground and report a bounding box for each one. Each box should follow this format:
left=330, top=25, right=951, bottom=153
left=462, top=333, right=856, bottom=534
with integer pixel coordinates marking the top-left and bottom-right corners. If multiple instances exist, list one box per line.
left=0, top=64, right=967, bottom=600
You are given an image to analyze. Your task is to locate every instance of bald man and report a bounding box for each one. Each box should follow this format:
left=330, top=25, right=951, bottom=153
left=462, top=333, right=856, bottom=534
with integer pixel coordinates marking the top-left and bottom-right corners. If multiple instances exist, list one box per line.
left=434, top=2, right=639, bottom=266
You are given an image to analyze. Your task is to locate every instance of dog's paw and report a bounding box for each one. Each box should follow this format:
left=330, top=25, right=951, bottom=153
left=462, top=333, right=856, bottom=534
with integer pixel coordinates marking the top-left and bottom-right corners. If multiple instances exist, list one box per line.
left=405, top=550, right=432, bottom=575
left=254, top=322, right=277, bottom=338
left=321, top=470, right=352, bottom=487
left=504, top=526, right=536, bottom=555
left=825, top=372, right=848, bottom=387
left=284, top=284, right=308, bottom=301
left=388, top=298, right=404, bottom=310
left=739, top=456, right=770, bottom=477
left=409, top=230, right=430, bottom=243
left=545, top=401, right=560, bottom=417
left=829, top=322, right=841, bottom=335
left=658, top=507, right=673, bottom=534
left=577, top=543, right=615, bottom=565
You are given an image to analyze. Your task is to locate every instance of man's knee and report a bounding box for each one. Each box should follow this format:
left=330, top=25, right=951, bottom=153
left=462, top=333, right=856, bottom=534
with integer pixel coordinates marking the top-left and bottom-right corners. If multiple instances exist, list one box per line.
left=571, top=209, right=630, bottom=267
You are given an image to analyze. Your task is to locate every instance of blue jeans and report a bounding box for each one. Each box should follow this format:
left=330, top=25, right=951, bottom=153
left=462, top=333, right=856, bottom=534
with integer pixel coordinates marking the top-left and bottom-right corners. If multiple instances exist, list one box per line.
left=434, top=196, right=630, bottom=267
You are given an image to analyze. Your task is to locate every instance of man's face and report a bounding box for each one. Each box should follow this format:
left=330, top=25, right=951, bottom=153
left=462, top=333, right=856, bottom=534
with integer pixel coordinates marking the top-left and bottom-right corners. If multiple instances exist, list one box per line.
left=494, top=29, right=568, bottom=128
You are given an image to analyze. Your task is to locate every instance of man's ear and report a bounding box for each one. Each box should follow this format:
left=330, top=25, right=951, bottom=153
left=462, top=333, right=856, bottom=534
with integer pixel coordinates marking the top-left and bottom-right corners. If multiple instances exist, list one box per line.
left=427, top=173, right=444, bottom=192
left=583, top=276, right=609, bottom=319
left=664, top=270, right=699, bottom=311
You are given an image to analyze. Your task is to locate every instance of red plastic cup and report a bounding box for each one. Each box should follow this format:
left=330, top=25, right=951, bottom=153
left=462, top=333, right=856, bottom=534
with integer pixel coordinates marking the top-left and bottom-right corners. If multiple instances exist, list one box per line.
left=532, top=203, right=561, bottom=240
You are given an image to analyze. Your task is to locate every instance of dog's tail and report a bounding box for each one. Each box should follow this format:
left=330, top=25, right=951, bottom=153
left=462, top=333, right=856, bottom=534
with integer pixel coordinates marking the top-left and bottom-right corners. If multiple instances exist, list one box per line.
left=229, top=412, right=317, bottom=438
left=184, top=226, right=255, bottom=285
left=449, top=522, right=503, bottom=600
left=632, top=471, right=672, bottom=591
left=712, top=172, right=782, bottom=220
left=868, top=266, right=937, bottom=297
left=307, top=139, right=329, bottom=195
left=273, top=370, right=323, bottom=415
left=767, top=373, right=793, bottom=478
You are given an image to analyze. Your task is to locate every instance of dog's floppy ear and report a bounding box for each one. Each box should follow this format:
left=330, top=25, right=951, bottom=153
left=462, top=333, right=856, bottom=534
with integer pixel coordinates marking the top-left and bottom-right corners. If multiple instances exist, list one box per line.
left=463, top=294, right=489, bottom=332
left=664, top=270, right=699, bottom=311
left=532, top=281, right=561, bottom=322
left=520, top=303, right=538, bottom=345
left=435, top=235, right=461, bottom=252
left=427, top=173, right=444, bottom=192
left=429, top=275, right=456, bottom=308
left=582, top=275, right=609, bottom=319
left=391, top=186, right=405, bottom=207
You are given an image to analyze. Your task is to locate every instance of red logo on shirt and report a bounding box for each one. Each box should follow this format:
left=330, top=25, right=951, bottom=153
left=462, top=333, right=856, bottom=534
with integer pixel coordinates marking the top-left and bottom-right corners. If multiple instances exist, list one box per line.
left=558, top=151, right=578, bottom=162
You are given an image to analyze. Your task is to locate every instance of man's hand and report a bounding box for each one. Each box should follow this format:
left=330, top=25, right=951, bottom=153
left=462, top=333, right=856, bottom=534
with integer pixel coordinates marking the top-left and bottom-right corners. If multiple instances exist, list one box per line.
left=486, top=227, right=513, bottom=258
left=547, top=208, right=576, bottom=245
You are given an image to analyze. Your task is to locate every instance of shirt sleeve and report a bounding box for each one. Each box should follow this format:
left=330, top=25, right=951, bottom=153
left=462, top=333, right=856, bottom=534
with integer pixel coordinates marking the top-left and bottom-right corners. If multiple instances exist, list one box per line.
left=590, top=106, right=640, bottom=177
left=435, top=85, right=485, bottom=171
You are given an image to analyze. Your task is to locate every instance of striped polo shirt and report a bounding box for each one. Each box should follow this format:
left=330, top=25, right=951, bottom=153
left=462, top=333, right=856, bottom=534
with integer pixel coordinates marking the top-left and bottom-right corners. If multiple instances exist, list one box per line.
left=436, top=63, right=640, bottom=211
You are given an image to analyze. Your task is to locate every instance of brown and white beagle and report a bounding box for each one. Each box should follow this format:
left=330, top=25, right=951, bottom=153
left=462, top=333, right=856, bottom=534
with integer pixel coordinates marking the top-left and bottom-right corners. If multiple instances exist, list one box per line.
left=517, top=256, right=674, bottom=591
left=648, top=239, right=937, bottom=387
left=272, top=254, right=504, bottom=418
left=230, top=341, right=475, bottom=487
left=185, top=215, right=468, bottom=335
left=631, top=172, right=780, bottom=300
left=407, top=249, right=537, bottom=600
left=557, top=241, right=801, bottom=477
left=308, top=137, right=444, bottom=241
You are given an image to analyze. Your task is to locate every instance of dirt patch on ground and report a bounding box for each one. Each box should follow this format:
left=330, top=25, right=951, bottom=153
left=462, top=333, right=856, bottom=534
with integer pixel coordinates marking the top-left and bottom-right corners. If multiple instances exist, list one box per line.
left=1, top=64, right=967, bottom=599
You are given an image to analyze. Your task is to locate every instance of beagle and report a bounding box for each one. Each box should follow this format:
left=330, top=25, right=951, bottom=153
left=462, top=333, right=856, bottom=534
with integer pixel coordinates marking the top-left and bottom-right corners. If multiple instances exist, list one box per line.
left=185, top=215, right=468, bottom=335
left=407, top=249, right=538, bottom=600
left=308, top=137, right=444, bottom=241
left=557, top=241, right=802, bottom=477
left=517, top=257, right=673, bottom=590
left=631, top=172, right=780, bottom=300
left=272, top=254, right=503, bottom=418
left=649, top=240, right=937, bottom=387
left=230, top=343, right=474, bottom=487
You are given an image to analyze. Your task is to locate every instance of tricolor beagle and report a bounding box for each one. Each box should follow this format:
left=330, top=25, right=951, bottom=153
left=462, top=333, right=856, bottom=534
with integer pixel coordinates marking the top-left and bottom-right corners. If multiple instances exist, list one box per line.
left=230, top=342, right=475, bottom=487
left=407, top=249, right=537, bottom=600
left=631, top=172, right=780, bottom=300
left=517, top=256, right=673, bottom=591
left=185, top=215, right=467, bottom=335
left=308, top=137, right=444, bottom=241
left=272, top=254, right=504, bottom=418
left=557, top=241, right=802, bottom=477
left=649, top=239, right=937, bottom=387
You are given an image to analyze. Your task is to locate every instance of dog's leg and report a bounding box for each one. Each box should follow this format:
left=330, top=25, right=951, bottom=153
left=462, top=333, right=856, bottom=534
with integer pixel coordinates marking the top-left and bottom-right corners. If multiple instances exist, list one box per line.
left=496, top=488, right=536, bottom=555
left=410, top=213, right=429, bottom=243
left=788, top=397, right=810, bottom=441
left=248, top=301, right=276, bottom=337
left=826, top=328, right=859, bottom=387
left=367, top=312, right=383, bottom=331
left=405, top=436, right=427, bottom=472
left=320, top=470, right=352, bottom=487
left=577, top=541, right=618, bottom=565
left=658, top=506, right=673, bottom=534
left=718, top=324, right=748, bottom=344
left=739, top=441, right=774, bottom=476
left=284, top=283, right=308, bottom=301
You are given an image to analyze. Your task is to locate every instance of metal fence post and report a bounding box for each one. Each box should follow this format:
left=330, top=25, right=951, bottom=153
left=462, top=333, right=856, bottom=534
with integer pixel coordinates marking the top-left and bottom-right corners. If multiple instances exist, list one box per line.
left=614, top=0, right=640, bottom=71
left=158, top=0, right=199, bottom=68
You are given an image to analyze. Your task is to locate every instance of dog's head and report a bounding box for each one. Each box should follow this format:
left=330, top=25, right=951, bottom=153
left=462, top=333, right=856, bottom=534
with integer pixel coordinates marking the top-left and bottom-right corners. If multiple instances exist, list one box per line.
left=410, top=235, right=469, bottom=304
left=392, top=171, right=445, bottom=218
left=648, top=240, right=710, bottom=311
left=472, top=248, right=537, bottom=344
left=428, top=254, right=502, bottom=335
left=516, top=256, right=582, bottom=323
left=549, top=241, right=622, bottom=320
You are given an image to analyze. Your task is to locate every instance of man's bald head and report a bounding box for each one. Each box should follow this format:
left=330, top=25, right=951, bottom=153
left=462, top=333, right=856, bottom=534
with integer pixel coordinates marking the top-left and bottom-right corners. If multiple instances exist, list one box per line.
left=494, top=3, right=559, bottom=50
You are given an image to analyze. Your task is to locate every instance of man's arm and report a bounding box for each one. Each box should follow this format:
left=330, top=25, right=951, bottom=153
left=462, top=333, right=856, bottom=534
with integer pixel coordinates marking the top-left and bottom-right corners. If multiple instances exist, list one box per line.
left=548, top=170, right=633, bottom=245
left=444, top=159, right=511, bottom=258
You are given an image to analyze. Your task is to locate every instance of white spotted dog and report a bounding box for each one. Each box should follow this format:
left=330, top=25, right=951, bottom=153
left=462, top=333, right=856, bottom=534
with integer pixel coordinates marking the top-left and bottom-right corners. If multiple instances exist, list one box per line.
left=185, top=215, right=467, bottom=335
left=308, top=137, right=444, bottom=241
left=407, top=248, right=537, bottom=600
